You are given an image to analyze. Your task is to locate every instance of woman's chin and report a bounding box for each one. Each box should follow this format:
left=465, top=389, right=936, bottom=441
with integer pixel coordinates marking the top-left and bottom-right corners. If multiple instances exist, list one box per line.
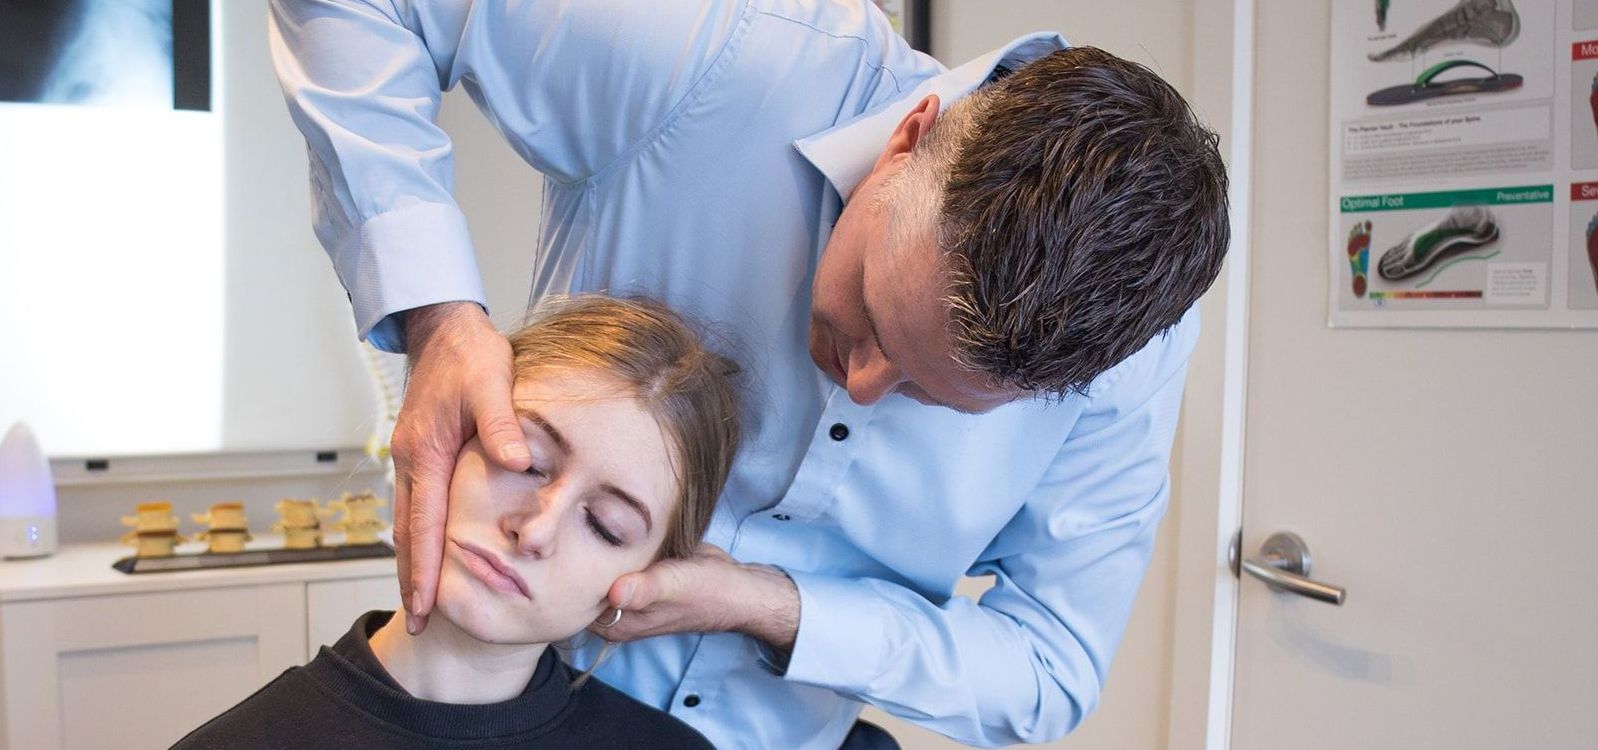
left=434, top=576, right=554, bottom=645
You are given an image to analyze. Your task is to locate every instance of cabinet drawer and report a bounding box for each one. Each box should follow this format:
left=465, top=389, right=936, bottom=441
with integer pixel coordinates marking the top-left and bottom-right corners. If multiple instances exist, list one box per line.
left=0, top=584, right=305, bottom=750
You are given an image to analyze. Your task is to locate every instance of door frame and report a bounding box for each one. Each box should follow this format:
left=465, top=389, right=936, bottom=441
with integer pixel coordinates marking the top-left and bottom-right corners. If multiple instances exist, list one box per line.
left=1166, top=0, right=1254, bottom=747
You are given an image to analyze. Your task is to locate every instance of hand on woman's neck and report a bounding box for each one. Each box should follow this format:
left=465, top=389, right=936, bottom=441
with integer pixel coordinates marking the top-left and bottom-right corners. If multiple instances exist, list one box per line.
left=368, top=611, right=550, bottom=704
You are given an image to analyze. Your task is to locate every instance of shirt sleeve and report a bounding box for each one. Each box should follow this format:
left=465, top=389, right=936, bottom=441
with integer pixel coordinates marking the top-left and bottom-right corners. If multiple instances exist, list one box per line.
left=781, top=324, right=1195, bottom=746
left=266, top=0, right=744, bottom=350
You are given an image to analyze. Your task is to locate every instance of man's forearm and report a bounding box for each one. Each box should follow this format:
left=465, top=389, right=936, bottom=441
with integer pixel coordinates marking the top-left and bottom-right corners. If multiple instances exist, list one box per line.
left=733, top=563, right=800, bottom=654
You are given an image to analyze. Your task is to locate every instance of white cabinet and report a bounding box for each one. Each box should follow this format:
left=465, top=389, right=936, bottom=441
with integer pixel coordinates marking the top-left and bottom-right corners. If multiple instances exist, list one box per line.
left=305, top=576, right=402, bottom=661
left=0, top=541, right=394, bottom=750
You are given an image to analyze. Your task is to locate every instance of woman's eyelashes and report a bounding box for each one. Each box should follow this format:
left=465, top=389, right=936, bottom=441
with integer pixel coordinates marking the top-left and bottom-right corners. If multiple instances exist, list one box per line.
left=585, top=508, right=624, bottom=547
left=515, top=461, right=625, bottom=547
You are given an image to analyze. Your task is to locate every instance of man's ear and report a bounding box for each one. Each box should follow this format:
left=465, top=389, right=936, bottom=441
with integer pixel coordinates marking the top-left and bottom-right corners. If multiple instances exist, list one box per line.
left=870, top=94, right=941, bottom=174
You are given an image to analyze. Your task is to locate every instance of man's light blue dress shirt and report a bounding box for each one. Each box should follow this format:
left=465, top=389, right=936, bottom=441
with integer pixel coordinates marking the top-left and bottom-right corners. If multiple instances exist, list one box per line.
left=269, top=2, right=1199, bottom=747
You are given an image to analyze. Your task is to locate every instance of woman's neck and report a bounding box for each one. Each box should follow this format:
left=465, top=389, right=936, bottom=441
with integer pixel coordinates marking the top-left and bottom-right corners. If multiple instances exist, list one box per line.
left=367, top=611, right=549, bottom=704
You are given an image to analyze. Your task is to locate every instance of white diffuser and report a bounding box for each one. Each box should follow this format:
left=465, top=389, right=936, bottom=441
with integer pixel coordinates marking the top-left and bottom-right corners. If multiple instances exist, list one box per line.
left=0, top=423, right=58, bottom=558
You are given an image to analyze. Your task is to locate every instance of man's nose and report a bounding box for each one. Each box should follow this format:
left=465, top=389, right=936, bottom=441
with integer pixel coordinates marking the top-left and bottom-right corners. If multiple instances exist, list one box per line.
left=845, top=345, right=903, bottom=405
left=503, top=495, right=561, bottom=559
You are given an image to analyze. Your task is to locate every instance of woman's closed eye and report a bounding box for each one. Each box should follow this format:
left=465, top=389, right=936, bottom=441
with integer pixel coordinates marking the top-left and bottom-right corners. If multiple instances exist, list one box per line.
left=585, top=508, right=623, bottom=547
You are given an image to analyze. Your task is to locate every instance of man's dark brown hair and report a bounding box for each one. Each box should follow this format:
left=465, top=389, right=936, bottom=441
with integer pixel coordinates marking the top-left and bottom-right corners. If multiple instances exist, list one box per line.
left=925, top=46, right=1230, bottom=396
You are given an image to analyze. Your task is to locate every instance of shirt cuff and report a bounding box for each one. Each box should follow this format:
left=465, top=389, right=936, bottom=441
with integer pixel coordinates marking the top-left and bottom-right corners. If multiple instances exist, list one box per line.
left=780, top=569, right=889, bottom=695
left=344, top=202, right=488, bottom=353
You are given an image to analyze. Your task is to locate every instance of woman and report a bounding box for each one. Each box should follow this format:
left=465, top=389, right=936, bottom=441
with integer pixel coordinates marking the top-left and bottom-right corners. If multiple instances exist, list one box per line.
left=174, top=296, right=739, bottom=749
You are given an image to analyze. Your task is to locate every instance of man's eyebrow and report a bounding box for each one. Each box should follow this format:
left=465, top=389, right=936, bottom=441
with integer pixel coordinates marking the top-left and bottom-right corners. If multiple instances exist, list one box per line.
left=515, top=407, right=569, bottom=453
left=861, top=298, right=898, bottom=365
left=864, top=297, right=966, bottom=412
left=599, top=484, right=653, bottom=532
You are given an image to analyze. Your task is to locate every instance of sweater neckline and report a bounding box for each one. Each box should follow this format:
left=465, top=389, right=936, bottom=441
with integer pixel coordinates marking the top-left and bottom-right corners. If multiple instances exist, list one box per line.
left=302, top=610, right=573, bottom=740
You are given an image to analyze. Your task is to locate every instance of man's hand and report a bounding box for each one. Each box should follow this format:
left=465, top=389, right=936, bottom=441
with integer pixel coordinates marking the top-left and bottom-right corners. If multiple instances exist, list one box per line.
left=593, top=543, right=801, bottom=654
left=393, top=301, right=531, bottom=635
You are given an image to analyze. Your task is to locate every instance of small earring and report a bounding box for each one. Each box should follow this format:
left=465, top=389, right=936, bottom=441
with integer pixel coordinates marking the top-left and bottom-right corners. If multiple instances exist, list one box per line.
left=597, top=607, right=623, bottom=629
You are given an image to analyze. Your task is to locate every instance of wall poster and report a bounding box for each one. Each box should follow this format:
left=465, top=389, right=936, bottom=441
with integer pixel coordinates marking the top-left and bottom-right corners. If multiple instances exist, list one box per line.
left=1329, top=0, right=1598, bottom=327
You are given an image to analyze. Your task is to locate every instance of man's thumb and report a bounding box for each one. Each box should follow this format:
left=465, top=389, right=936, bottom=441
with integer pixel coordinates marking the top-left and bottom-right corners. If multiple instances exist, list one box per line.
left=477, top=410, right=531, bottom=470
left=611, top=573, right=652, bottom=610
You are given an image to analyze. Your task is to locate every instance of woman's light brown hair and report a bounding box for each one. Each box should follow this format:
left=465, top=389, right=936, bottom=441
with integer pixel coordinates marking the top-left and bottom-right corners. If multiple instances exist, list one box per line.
left=505, top=295, right=740, bottom=560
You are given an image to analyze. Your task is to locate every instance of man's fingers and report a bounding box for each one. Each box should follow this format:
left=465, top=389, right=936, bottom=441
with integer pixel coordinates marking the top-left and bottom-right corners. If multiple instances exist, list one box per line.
left=391, top=469, right=416, bottom=624
left=405, top=460, right=451, bottom=622
left=473, top=379, right=531, bottom=472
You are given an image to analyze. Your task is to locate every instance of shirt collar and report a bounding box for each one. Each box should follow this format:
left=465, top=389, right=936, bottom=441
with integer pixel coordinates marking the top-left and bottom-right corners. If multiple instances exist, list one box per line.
left=793, top=32, right=1068, bottom=200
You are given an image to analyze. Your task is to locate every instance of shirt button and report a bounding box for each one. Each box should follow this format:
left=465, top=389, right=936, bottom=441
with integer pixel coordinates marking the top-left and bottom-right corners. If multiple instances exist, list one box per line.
left=683, top=694, right=702, bottom=708
left=829, top=423, right=849, bottom=441
left=772, top=513, right=791, bottom=521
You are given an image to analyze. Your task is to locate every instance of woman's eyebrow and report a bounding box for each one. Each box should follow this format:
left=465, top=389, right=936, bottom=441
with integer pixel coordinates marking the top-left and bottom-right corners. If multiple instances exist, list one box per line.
left=600, top=484, right=653, bottom=532
left=515, top=407, right=569, bottom=453
left=516, top=406, right=654, bottom=532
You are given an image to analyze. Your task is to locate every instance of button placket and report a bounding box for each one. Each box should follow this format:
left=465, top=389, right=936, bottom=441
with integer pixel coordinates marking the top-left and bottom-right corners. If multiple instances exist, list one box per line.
left=756, top=387, right=871, bottom=524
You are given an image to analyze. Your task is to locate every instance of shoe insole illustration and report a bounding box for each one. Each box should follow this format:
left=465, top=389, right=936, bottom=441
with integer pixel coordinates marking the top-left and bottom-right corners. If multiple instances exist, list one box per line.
left=1370, top=0, right=1520, bottom=62
left=1378, top=206, right=1499, bottom=281
left=1367, top=59, right=1522, bottom=106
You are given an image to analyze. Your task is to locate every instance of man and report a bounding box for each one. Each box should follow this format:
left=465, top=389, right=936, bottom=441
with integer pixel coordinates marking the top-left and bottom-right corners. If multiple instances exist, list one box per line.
left=268, top=1, right=1227, bottom=747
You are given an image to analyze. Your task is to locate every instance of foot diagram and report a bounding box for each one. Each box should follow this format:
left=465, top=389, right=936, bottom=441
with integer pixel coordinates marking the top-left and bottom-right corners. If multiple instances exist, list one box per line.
left=1348, top=220, right=1372, bottom=297
left=1378, top=205, right=1500, bottom=281
left=1590, top=72, right=1598, bottom=136
left=1369, top=0, right=1521, bottom=62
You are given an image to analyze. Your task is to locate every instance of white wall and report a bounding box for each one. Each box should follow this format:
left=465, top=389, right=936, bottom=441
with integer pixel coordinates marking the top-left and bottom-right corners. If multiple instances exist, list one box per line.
left=46, top=0, right=385, bottom=544
left=48, top=4, right=543, bottom=548
left=437, top=92, right=543, bottom=329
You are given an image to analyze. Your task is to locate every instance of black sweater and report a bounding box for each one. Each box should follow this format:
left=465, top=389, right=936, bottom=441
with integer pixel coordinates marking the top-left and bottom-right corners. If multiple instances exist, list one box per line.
left=172, top=610, right=712, bottom=749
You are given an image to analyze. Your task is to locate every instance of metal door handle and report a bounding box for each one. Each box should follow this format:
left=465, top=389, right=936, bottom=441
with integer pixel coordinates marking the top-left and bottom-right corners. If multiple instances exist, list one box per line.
left=1237, top=531, right=1346, bottom=605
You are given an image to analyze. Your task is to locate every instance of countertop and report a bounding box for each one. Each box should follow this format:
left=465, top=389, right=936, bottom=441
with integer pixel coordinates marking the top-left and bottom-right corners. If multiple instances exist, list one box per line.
left=0, top=532, right=396, bottom=602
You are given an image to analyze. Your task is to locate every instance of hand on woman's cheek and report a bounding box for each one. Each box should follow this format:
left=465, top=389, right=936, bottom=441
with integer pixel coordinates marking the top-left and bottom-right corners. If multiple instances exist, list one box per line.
left=427, top=370, right=677, bottom=646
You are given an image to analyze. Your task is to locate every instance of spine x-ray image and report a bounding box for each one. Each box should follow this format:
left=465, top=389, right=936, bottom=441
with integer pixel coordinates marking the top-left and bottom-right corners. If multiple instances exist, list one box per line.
left=0, top=0, right=209, bottom=110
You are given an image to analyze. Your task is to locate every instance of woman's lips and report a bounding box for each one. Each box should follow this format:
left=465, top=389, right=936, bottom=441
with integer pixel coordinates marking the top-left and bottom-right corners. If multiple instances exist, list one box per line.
left=451, top=539, right=531, bottom=600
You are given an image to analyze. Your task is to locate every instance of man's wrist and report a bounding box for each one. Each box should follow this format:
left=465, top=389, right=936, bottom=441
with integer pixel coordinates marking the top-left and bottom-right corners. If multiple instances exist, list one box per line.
left=733, top=563, right=800, bottom=654
left=402, top=301, right=488, bottom=361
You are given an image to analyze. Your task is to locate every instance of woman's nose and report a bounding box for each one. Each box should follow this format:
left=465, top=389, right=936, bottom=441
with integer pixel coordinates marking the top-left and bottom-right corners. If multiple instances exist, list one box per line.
left=502, top=498, right=560, bottom=559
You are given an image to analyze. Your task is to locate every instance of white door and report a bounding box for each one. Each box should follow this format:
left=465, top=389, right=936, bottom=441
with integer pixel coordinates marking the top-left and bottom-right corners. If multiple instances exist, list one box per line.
left=1228, top=1, right=1598, bottom=748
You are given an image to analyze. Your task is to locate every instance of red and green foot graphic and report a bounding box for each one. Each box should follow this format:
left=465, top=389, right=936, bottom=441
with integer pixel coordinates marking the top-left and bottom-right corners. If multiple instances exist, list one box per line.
left=1348, top=220, right=1372, bottom=298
